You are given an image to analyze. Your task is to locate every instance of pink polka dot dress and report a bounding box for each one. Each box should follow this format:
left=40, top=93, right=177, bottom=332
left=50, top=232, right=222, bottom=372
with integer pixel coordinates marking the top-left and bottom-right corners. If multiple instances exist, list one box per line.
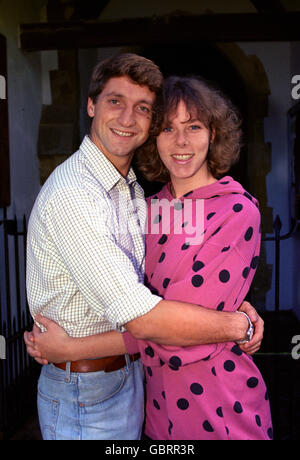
left=123, top=177, right=273, bottom=440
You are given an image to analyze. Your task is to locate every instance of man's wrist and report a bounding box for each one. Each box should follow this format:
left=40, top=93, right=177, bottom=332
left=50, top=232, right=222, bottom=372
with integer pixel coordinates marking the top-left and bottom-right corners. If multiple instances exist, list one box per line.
left=235, top=311, right=254, bottom=343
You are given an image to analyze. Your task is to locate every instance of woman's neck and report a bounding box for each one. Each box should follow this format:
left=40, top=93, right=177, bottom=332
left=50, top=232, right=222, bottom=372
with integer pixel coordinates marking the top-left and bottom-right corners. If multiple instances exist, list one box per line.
left=170, top=173, right=217, bottom=198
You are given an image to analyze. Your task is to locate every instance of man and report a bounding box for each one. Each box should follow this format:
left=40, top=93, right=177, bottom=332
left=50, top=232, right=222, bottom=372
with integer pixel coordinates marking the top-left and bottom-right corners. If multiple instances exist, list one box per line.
left=25, top=53, right=262, bottom=440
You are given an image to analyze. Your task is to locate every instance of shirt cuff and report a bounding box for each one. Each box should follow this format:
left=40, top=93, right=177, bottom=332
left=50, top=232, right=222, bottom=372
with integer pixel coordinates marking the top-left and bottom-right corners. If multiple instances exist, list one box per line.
left=105, top=284, right=162, bottom=332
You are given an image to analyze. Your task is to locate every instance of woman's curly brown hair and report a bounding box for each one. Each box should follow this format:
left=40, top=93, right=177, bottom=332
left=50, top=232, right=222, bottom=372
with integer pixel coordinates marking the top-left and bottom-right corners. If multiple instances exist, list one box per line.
left=136, top=75, right=243, bottom=182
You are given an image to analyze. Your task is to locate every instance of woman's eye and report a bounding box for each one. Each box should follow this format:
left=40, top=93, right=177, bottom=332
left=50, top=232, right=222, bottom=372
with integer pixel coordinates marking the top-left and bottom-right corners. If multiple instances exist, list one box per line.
left=189, top=124, right=201, bottom=131
left=162, top=127, right=172, bottom=133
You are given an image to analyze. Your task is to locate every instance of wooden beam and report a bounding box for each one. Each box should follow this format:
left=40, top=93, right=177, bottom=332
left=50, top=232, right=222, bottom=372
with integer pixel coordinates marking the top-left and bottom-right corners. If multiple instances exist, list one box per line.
left=250, top=0, right=286, bottom=14
left=19, top=12, right=300, bottom=51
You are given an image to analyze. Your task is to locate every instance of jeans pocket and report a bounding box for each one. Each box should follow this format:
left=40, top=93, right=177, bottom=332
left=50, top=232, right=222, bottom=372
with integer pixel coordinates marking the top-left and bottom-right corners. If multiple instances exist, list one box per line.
left=37, top=387, right=60, bottom=440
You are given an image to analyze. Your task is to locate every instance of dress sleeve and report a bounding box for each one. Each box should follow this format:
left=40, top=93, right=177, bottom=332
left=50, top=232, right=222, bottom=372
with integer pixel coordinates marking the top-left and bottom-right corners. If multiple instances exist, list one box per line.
left=132, top=200, right=261, bottom=368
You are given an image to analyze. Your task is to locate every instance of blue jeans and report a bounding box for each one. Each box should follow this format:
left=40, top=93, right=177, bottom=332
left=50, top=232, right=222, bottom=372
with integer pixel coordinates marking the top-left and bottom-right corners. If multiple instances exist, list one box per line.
left=37, top=357, right=145, bottom=440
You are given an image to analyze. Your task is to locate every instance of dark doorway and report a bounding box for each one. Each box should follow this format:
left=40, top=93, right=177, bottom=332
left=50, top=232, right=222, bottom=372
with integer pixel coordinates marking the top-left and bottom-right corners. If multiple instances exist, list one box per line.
left=134, top=43, right=248, bottom=197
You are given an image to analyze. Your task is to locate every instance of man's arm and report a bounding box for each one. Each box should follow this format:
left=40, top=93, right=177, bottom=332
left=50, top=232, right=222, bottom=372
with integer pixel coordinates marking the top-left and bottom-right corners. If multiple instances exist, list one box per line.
left=126, top=299, right=250, bottom=345
left=24, top=301, right=262, bottom=364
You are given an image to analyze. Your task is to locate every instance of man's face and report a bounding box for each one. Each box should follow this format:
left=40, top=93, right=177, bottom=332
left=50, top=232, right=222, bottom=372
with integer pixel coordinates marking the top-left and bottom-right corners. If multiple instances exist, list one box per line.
left=87, top=76, right=155, bottom=172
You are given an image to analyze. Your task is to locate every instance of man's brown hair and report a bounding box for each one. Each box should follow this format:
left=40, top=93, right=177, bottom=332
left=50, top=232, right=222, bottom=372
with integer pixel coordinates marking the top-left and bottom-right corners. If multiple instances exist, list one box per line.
left=88, top=53, right=163, bottom=103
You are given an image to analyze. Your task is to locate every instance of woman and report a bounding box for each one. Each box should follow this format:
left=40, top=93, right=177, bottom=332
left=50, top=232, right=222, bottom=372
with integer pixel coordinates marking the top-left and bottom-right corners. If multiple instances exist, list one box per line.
left=27, top=76, right=272, bottom=440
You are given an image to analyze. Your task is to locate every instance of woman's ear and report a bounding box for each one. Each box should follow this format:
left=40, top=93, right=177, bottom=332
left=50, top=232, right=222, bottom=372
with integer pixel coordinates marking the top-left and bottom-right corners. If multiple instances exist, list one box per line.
left=210, top=127, right=216, bottom=143
left=87, top=98, right=95, bottom=118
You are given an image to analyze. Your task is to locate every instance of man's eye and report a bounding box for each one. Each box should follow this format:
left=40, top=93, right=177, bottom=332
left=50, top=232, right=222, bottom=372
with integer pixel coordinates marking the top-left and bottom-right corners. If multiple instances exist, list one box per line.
left=138, top=105, right=151, bottom=114
left=109, top=99, right=119, bottom=105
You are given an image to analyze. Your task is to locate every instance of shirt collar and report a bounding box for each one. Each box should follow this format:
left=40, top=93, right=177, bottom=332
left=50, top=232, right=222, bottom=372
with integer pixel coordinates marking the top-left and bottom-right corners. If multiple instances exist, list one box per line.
left=80, top=135, right=137, bottom=192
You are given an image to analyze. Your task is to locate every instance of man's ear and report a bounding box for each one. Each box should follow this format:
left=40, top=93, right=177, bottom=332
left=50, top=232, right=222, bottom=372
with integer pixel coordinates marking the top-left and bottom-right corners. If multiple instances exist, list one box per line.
left=87, top=97, right=95, bottom=118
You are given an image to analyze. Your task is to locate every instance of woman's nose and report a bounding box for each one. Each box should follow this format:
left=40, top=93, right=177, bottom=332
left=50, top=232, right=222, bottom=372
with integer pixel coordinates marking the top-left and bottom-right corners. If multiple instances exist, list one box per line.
left=175, top=130, right=188, bottom=147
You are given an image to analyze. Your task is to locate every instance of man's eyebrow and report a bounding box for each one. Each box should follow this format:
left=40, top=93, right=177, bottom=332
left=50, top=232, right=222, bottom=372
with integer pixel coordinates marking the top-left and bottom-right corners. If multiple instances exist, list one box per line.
left=103, top=92, right=153, bottom=106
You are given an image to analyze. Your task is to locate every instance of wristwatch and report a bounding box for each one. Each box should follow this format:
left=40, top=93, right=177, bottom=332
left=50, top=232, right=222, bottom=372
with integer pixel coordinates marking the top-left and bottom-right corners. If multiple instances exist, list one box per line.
left=236, top=311, right=254, bottom=344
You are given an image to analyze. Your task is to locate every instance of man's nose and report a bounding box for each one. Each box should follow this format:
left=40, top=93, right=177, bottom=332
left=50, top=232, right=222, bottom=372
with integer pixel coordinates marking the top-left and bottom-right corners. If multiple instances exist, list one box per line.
left=118, top=106, right=136, bottom=127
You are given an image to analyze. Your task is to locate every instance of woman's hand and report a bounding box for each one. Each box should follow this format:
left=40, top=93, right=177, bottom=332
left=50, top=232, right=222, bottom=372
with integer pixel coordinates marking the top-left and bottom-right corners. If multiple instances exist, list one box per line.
left=237, top=301, right=264, bottom=355
left=24, top=314, right=73, bottom=364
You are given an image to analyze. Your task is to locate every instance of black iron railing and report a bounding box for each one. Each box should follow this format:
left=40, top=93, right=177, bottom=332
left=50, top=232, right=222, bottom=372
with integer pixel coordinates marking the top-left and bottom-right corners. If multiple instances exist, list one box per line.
left=0, top=208, right=39, bottom=440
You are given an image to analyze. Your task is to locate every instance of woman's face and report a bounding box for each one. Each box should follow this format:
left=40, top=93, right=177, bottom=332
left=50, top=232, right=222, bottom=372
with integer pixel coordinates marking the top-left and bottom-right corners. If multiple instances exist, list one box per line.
left=156, top=100, right=214, bottom=190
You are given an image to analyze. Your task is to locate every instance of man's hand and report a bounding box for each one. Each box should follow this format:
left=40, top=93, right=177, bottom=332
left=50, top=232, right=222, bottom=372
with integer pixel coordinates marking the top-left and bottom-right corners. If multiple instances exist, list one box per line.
left=237, top=301, right=264, bottom=355
left=24, top=315, right=72, bottom=364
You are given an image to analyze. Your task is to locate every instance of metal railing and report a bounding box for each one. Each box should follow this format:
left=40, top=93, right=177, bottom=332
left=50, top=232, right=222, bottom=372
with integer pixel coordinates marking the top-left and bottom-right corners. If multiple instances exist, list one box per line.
left=0, top=208, right=39, bottom=440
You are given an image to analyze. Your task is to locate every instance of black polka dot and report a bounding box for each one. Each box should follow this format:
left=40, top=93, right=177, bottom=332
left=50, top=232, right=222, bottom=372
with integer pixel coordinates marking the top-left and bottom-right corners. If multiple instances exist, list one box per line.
left=145, top=346, right=154, bottom=358
left=216, top=407, right=223, bottom=418
left=244, top=192, right=253, bottom=201
left=158, top=234, right=167, bottom=244
left=162, top=391, right=165, bottom=399
left=217, top=301, right=225, bottom=311
left=231, top=344, right=243, bottom=356
left=247, top=377, right=259, bottom=388
left=154, top=214, right=161, bottom=224
left=190, top=383, right=203, bottom=395
left=245, top=227, right=253, bottom=241
left=251, top=256, right=259, bottom=269
left=267, top=427, right=273, bottom=439
left=255, top=415, right=261, bottom=427
left=233, top=203, right=243, bottom=212
left=191, top=275, right=204, bottom=287
left=242, top=267, right=250, bottom=279
left=192, top=260, right=204, bottom=272
left=233, top=401, right=243, bottom=414
left=207, top=212, right=216, bottom=220
left=220, top=181, right=230, bottom=185
left=181, top=242, right=190, bottom=250
left=203, top=420, right=214, bottom=432
left=163, top=278, right=170, bottom=288
left=169, top=356, right=182, bottom=369
left=265, top=390, right=269, bottom=400
left=146, top=367, right=152, bottom=377
left=212, top=226, right=221, bottom=236
left=174, top=201, right=183, bottom=210
left=183, top=190, right=193, bottom=197
left=158, top=252, right=166, bottom=263
left=211, top=367, right=217, bottom=376
left=153, top=399, right=160, bottom=410
left=219, top=270, right=230, bottom=283
left=224, top=360, right=235, bottom=372
left=177, top=398, right=189, bottom=410
left=168, top=419, right=173, bottom=434
left=221, top=245, right=230, bottom=252
left=182, top=221, right=188, bottom=227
